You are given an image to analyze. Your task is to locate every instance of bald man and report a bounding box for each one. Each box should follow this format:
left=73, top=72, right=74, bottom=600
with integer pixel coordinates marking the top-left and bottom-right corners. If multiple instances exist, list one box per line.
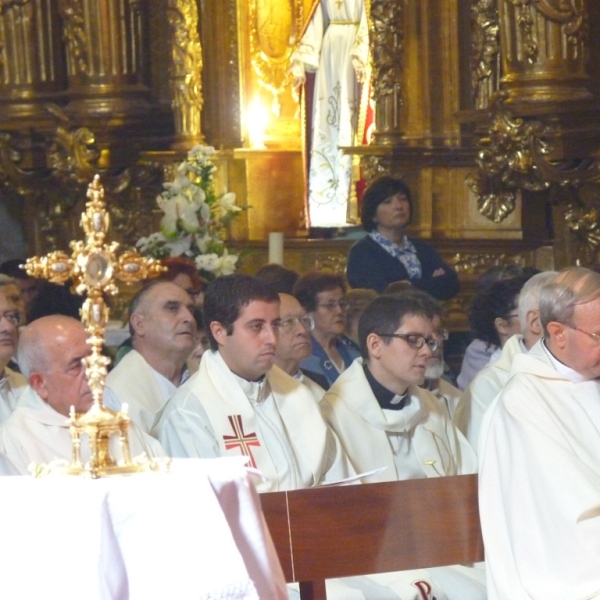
left=0, top=315, right=164, bottom=474
left=105, top=281, right=196, bottom=433
left=0, top=290, right=26, bottom=422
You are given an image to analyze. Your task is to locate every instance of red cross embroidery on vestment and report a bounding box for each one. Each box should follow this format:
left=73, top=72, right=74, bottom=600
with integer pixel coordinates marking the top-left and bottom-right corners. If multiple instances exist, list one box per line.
left=223, top=414, right=261, bottom=468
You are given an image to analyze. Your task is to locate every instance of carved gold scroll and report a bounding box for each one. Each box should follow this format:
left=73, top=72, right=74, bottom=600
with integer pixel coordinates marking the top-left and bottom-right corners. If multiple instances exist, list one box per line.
left=499, top=0, right=590, bottom=102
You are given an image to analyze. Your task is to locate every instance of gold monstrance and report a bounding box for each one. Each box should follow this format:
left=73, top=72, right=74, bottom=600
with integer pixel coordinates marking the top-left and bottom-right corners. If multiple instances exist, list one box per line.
left=25, top=175, right=166, bottom=478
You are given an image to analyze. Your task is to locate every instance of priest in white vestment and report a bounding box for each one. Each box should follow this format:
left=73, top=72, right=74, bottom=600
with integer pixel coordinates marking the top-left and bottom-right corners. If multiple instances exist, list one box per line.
left=0, top=289, right=26, bottom=422
left=290, top=0, right=369, bottom=227
left=321, top=293, right=485, bottom=600
left=479, top=267, right=600, bottom=600
left=104, top=281, right=196, bottom=433
left=0, top=315, right=165, bottom=474
left=153, top=274, right=352, bottom=492
left=455, top=271, right=556, bottom=450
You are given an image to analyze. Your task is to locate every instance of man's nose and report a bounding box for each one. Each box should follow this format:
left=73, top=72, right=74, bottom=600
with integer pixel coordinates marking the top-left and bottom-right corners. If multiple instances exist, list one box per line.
left=263, top=324, right=278, bottom=344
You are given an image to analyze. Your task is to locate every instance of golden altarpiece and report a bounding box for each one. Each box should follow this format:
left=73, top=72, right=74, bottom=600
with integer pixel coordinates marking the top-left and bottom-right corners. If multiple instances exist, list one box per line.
left=2, top=0, right=600, bottom=334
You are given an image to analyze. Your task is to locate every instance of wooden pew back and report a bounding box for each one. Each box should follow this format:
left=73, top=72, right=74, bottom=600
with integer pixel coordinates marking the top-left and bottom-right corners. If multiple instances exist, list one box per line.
left=261, top=474, right=483, bottom=600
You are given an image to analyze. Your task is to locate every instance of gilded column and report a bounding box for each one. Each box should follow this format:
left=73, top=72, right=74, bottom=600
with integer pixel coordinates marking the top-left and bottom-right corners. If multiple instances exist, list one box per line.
left=167, top=0, right=203, bottom=149
left=498, top=0, right=590, bottom=102
left=370, top=0, right=404, bottom=145
left=0, top=0, right=66, bottom=122
left=58, top=0, right=151, bottom=118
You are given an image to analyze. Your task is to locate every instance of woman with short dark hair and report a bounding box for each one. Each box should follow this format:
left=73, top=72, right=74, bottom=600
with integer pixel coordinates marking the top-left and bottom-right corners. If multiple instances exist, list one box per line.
left=346, top=176, right=459, bottom=299
left=294, top=272, right=360, bottom=386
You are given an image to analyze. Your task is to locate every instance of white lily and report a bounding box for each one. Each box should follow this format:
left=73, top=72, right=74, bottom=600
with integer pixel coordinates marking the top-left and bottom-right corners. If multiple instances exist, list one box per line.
left=215, top=249, right=238, bottom=276
left=195, top=253, right=221, bottom=273
left=213, top=192, right=240, bottom=220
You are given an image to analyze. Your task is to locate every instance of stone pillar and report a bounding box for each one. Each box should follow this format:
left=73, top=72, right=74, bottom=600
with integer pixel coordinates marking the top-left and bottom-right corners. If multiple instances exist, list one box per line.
left=58, top=0, right=151, bottom=118
left=498, top=0, right=591, bottom=102
left=0, top=0, right=66, bottom=122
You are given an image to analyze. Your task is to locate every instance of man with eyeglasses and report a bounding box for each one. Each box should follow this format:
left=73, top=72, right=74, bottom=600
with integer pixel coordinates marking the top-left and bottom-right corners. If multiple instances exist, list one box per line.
left=0, top=289, right=25, bottom=423
left=153, top=274, right=352, bottom=492
left=273, top=293, right=330, bottom=399
left=321, top=293, right=483, bottom=599
left=322, top=292, right=476, bottom=483
left=455, top=271, right=557, bottom=450
left=479, top=267, right=600, bottom=600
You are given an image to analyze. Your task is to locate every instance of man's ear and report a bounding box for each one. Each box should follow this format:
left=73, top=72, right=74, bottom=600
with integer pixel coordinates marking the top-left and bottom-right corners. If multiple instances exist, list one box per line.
left=209, top=321, right=227, bottom=347
left=366, top=333, right=382, bottom=360
left=527, top=309, right=542, bottom=337
left=546, top=321, right=566, bottom=348
left=29, top=372, right=48, bottom=400
left=130, top=313, right=145, bottom=337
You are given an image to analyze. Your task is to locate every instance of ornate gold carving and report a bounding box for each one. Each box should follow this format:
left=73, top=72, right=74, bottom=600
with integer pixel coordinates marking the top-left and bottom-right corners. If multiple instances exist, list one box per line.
left=57, top=0, right=88, bottom=75
left=315, top=254, right=347, bottom=274
left=167, top=0, right=204, bottom=143
left=25, top=175, right=167, bottom=478
left=369, top=0, right=403, bottom=102
left=471, top=0, right=500, bottom=109
left=249, top=0, right=301, bottom=116
left=450, top=251, right=525, bottom=273
left=564, top=200, right=600, bottom=265
left=466, top=92, right=549, bottom=223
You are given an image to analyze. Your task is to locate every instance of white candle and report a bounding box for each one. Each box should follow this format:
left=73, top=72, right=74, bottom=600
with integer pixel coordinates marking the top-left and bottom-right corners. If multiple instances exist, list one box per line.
left=268, top=232, right=284, bottom=265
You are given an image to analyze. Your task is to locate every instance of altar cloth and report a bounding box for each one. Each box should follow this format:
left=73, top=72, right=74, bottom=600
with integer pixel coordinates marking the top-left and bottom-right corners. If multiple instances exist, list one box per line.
left=0, top=457, right=288, bottom=600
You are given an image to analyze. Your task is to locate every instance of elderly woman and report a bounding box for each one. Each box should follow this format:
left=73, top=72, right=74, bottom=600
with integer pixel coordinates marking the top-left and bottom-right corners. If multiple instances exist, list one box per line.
left=294, top=273, right=360, bottom=386
left=347, top=176, right=459, bottom=299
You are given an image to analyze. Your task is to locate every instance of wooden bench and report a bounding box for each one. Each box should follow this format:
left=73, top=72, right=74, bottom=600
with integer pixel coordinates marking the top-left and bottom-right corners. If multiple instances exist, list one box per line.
left=261, top=474, right=484, bottom=600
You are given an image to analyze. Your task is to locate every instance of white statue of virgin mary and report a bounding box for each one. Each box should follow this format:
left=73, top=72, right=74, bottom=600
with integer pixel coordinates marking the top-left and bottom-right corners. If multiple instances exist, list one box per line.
left=290, top=0, right=369, bottom=228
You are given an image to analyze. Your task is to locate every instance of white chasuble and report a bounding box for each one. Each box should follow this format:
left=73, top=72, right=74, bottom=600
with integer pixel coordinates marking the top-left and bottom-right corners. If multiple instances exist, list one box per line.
left=105, top=349, right=178, bottom=434
left=153, top=350, right=352, bottom=492
left=0, top=366, right=26, bottom=423
left=479, top=340, right=600, bottom=600
left=321, top=359, right=477, bottom=482
left=0, top=387, right=166, bottom=475
left=292, top=0, right=369, bottom=227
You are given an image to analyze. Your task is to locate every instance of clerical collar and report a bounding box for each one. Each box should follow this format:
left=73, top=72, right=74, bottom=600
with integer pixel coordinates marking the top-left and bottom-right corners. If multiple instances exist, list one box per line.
left=363, top=364, right=407, bottom=410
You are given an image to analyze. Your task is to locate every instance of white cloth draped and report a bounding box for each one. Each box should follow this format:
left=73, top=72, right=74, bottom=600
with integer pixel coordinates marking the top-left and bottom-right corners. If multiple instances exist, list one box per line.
left=0, top=366, right=26, bottom=423
left=105, top=349, right=178, bottom=434
left=291, top=0, right=369, bottom=227
left=454, top=334, right=524, bottom=450
left=0, top=386, right=166, bottom=474
left=0, top=458, right=288, bottom=600
left=153, top=350, right=352, bottom=492
left=479, top=339, right=600, bottom=599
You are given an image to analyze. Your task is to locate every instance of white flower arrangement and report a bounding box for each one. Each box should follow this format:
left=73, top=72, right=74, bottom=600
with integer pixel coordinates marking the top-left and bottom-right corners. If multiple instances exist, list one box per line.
left=136, top=145, right=243, bottom=280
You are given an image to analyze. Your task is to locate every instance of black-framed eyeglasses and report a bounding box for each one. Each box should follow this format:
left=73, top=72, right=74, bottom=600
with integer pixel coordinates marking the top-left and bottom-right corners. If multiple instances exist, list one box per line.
left=376, top=332, right=439, bottom=352
left=565, top=324, right=600, bottom=344
left=0, top=311, right=21, bottom=326
left=278, top=315, right=315, bottom=333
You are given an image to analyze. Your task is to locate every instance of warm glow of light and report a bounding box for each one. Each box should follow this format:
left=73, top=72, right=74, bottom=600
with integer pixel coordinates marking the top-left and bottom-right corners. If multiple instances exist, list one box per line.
left=247, top=98, right=268, bottom=149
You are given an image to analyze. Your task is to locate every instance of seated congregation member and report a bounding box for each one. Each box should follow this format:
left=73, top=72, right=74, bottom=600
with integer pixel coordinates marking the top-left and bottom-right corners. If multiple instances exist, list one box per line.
left=294, top=272, right=360, bottom=386
left=346, top=176, right=459, bottom=299
left=255, top=263, right=299, bottom=295
left=0, top=290, right=26, bottom=422
left=320, top=293, right=484, bottom=600
left=321, top=293, right=476, bottom=482
left=345, top=287, right=378, bottom=347
left=0, top=316, right=164, bottom=474
left=274, top=293, right=329, bottom=398
left=0, top=259, right=41, bottom=323
left=456, top=263, right=533, bottom=390
left=104, top=281, right=196, bottom=433
left=479, top=267, right=600, bottom=599
left=158, top=256, right=206, bottom=306
left=186, top=306, right=209, bottom=374
left=153, top=274, right=352, bottom=492
left=455, top=271, right=556, bottom=450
